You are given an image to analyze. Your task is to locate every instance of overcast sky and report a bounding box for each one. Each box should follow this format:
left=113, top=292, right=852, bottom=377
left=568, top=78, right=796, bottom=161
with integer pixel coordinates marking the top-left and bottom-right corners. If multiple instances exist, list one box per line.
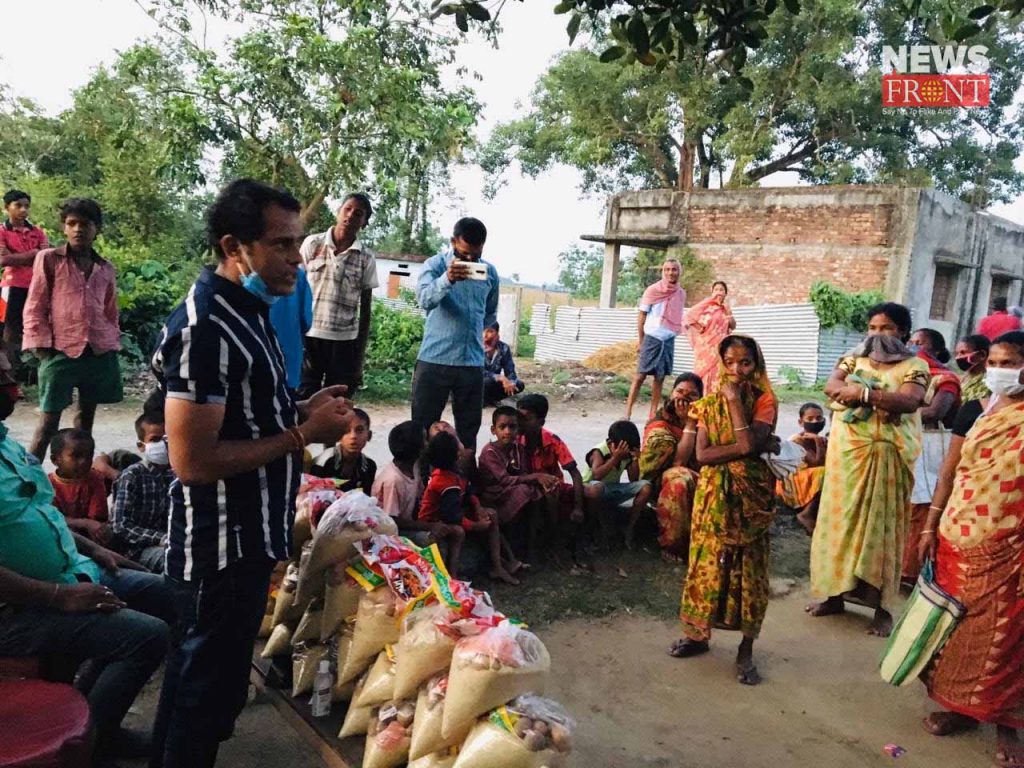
left=3, top=0, right=1022, bottom=285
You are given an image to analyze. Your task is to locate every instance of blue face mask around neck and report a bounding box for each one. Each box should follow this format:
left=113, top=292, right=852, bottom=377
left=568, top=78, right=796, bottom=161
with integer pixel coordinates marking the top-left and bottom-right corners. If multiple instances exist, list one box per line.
left=240, top=269, right=279, bottom=306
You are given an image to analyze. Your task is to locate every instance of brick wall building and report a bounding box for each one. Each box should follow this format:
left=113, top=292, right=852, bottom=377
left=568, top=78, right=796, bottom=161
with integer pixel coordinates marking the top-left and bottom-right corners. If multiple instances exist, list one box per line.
left=584, top=186, right=1024, bottom=343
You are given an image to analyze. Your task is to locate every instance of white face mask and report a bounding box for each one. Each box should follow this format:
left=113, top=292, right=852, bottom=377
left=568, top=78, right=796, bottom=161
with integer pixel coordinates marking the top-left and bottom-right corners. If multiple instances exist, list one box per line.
left=984, top=367, right=1024, bottom=396
left=143, top=439, right=169, bottom=465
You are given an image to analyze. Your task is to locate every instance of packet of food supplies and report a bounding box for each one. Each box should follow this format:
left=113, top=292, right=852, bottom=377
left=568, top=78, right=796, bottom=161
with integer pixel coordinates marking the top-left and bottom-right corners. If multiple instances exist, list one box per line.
left=292, top=643, right=329, bottom=698
left=355, top=646, right=398, bottom=708
left=261, top=623, right=294, bottom=659
left=297, top=492, right=397, bottom=602
left=331, top=627, right=356, bottom=702
left=453, top=695, right=575, bottom=768
left=270, top=562, right=305, bottom=625
left=434, top=581, right=507, bottom=640
left=442, top=623, right=550, bottom=738
left=292, top=597, right=325, bottom=646
left=408, top=753, right=457, bottom=768
left=321, top=563, right=364, bottom=642
left=409, top=674, right=472, bottom=761
left=353, top=536, right=446, bottom=617
left=362, top=699, right=416, bottom=768
left=338, top=587, right=401, bottom=684
left=394, top=603, right=458, bottom=699
left=293, top=475, right=347, bottom=553
left=339, top=673, right=373, bottom=738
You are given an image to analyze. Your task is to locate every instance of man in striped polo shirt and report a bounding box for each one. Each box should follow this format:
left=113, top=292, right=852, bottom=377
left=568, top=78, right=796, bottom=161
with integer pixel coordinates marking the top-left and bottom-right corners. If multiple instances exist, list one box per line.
left=150, top=179, right=353, bottom=768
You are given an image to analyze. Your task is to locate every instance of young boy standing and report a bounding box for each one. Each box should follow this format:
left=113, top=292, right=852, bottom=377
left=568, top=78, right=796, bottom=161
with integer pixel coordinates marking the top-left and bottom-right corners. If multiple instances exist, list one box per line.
left=372, top=420, right=430, bottom=544
left=110, top=411, right=176, bottom=573
left=48, top=428, right=110, bottom=544
left=0, top=189, right=49, bottom=373
left=23, top=198, right=122, bottom=461
left=583, top=419, right=653, bottom=549
left=310, top=407, right=377, bottom=492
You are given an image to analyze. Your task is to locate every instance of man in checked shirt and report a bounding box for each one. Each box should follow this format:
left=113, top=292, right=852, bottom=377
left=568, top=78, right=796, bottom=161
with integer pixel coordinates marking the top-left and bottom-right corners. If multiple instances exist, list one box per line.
left=110, top=408, right=175, bottom=573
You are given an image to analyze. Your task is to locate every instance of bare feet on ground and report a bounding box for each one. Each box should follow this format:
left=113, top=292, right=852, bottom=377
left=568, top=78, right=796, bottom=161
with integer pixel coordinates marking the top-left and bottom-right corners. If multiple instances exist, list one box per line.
left=805, top=596, right=845, bottom=617
left=922, top=711, right=979, bottom=737
left=867, top=608, right=893, bottom=637
left=997, top=727, right=1024, bottom=768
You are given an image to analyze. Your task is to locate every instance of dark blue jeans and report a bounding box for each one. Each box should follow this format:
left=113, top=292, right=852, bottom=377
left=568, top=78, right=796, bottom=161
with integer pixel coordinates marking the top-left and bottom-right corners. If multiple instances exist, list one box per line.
left=0, top=568, right=172, bottom=752
left=150, top=557, right=275, bottom=768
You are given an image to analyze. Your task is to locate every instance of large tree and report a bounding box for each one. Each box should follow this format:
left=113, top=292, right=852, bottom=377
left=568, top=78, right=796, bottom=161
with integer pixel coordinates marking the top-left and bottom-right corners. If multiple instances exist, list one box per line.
left=131, top=0, right=481, bottom=227
left=480, top=0, right=1024, bottom=204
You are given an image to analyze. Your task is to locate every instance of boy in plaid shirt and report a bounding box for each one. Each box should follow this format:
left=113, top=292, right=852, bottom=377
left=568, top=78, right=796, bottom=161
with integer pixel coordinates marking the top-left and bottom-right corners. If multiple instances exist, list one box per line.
left=110, top=411, right=175, bottom=572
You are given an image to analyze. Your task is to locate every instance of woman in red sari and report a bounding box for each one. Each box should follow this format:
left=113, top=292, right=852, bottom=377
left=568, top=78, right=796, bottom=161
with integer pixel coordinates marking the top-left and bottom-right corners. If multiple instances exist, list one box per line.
left=916, top=331, right=1024, bottom=768
left=685, top=281, right=736, bottom=394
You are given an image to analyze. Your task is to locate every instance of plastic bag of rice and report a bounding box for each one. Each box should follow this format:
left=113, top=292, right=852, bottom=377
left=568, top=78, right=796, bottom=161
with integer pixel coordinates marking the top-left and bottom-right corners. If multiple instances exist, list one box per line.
left=338, top=673, right=372, bottom=738
left=331, top=627, right=356, bottom=702
left=321, top=565, right=363, bottom=642
left=408, top=754, right=457, bottom=768
left=271, top=562, right=306, bottom=626
left=292, top=643, right=329, bottom=698
left=394, top=603, right=457, bottom=699
left=452, top=695, right=575, bottom=768
left=361, top=699, right=416, bottom=768
left=261, top=623, right=294, bottom=659
left=338, top=587, right=400, bottom=684
left=354, top=646, right=398, bottom=708
left=409, top=674, right=472, bottom=761
left=442, top=623, right=550, bottom=738
left=291, top=598, right=325, bottom=646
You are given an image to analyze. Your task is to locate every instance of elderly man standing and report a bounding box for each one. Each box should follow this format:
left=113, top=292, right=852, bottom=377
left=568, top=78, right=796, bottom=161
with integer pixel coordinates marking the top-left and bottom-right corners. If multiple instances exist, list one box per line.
left=300, top=193, right=379, bottom=398
left=412, top=217, right=499, bottom=450
left=625, top=258, right=686, bottom=422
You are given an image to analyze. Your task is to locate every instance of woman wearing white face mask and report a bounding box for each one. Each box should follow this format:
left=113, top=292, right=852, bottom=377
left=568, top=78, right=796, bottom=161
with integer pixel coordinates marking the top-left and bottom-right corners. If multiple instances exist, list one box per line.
left=915, top=331, right=1024, bottom=766
left=108, top=411, right=176, bottom=573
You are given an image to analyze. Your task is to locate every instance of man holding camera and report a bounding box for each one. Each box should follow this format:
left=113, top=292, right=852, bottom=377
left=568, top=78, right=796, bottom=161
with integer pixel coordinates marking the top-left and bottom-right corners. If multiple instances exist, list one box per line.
left=412, top=217, right=499, bottom=450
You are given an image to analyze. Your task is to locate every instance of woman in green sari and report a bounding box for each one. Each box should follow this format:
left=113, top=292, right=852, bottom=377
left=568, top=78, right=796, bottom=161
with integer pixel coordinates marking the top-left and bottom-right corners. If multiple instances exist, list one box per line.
left=808, top=302, right=928, bottom=636
left=668, top=335, right=778, bottom=685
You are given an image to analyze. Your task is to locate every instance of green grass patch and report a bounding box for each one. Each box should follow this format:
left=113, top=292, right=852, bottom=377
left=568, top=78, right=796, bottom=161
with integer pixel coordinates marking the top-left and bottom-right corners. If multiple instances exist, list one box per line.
left=774, top=384, right=827, bottom=405
left=361, top=369, right=413, bottom=403
left=517, top=333, right=536, bottom=359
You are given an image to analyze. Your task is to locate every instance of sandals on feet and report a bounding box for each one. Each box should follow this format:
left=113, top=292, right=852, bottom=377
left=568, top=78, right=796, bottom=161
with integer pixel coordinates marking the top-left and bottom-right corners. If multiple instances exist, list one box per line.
left=667, top=639, right=709, bottom=658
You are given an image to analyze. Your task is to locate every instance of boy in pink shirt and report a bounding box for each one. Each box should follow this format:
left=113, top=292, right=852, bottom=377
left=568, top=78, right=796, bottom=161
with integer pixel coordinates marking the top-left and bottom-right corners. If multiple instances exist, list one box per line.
left=23, top=198, right=122, bottom=460
left=0, top=189, right=49, bottom=374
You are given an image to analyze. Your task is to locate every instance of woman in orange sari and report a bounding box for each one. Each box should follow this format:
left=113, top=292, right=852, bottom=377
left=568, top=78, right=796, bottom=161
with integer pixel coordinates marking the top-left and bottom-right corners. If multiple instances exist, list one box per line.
left=916, top=331, right=1024, bottom=768
left=685, top=281, right=736, bottom=394
left=640, top=372, right=703, bottom=562
left=668, top=335, right=778, bottom=686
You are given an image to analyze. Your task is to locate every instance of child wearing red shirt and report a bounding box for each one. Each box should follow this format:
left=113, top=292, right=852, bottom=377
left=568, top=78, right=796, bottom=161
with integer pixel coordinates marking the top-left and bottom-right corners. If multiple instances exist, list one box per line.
left=420, top=430, right=520, bottom=585
left=48, top=427, right=111, bottom=544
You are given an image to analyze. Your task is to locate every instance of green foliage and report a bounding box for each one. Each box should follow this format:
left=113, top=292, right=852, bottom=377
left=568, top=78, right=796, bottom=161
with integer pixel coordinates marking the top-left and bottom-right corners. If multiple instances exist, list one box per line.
left=557, top=245, right=603, bottom=299
left=480, top=0, right=1024, bottom=203
left=809, top=282, right=887, bottom=332
left=776, top=364, right=807, bottom=388
left=436, top=0, right=798, bottom=74
left=362, top=300, right=425, bottom=401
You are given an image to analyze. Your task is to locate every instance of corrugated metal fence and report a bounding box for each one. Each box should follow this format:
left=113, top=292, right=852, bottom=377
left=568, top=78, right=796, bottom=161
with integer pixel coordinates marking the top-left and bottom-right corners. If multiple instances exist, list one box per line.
left=533, top=303, right=857, bottom=384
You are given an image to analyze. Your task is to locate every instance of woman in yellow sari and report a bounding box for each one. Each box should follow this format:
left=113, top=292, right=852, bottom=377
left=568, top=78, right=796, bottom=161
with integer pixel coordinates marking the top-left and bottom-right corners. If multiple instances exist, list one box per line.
left=668, top=335, right=778, bottom=686
left=808, top=302, right=928, bottom=636
left=915, top=331, right=1024, bottom=768
left=640, top=372, right=703, bottom=562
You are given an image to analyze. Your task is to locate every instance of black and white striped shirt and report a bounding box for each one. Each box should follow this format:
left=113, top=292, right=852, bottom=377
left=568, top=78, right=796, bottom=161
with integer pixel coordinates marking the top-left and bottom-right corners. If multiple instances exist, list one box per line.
left=152, top=267, right=299, bottom=581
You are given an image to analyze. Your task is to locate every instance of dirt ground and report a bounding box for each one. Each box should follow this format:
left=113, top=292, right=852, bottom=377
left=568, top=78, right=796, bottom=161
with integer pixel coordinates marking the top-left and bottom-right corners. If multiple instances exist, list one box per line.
left=4, top=397, right=993, bottom=768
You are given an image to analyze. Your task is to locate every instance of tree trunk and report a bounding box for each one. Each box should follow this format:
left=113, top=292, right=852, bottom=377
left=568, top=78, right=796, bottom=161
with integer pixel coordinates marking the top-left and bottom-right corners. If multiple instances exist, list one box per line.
left=697, top=138, right=712, bottom=189
left=678, top=139, right=696, bottom=192
left=300, top=186, right=327, bottom=227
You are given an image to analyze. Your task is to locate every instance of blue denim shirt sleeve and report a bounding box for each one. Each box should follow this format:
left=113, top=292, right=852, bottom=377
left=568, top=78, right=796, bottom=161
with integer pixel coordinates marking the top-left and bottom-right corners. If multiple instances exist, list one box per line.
left=417, top=253, right=454, bottom=312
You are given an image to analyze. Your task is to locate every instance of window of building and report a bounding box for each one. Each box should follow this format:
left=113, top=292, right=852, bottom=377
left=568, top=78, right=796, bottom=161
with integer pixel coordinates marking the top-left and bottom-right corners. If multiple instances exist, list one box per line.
left=991, top=276, right=1012, bottom=306
left=929, top=265, right=959, bottom=321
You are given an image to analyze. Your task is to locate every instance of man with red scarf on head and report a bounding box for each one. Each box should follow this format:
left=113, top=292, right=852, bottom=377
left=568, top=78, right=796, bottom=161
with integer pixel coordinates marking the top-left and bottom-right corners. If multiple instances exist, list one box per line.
left=625, top=259, right=686, bottom=422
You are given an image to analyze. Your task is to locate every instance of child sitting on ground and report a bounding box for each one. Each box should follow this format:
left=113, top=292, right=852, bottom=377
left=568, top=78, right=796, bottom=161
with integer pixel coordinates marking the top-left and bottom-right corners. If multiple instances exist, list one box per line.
left=478, top=405, right=560, bottom=562
left=777, top=402, right=828, bottom=534
left=372, top=420, right=431, bottom=547
left=310, top=407, right=377, bottom=492
left=48, top=428, right=111, bottom=544
left=109, top=410, right=176, bottom=573
left=517, top=394, right=597, bottom=568
left=583, top=420, right=653, bottom=549
left=419, top=430, right=521, bottom=584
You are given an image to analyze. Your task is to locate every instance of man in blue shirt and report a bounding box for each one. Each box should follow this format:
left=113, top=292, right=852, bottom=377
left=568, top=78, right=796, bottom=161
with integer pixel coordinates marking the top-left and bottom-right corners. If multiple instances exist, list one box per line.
left=412, top=218, right=499, bottom=449
left=268, top=265, right=313, bottom=392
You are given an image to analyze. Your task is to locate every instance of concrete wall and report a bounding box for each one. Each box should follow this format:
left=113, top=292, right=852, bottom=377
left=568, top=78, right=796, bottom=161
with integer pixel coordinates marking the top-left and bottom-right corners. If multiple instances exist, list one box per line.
left=594, top=186, right=1024, bottom=344
left=372, top=257, right=427, bottom=299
